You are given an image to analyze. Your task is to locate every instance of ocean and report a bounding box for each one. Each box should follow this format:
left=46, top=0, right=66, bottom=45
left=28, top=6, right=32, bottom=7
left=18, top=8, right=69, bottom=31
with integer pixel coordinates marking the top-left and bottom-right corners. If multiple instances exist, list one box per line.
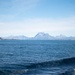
left=0, top=40, right=75, bottom=75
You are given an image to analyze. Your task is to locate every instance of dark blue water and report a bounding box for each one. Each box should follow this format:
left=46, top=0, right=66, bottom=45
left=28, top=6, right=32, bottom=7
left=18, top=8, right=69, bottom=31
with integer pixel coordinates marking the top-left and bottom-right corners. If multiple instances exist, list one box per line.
left=0, top=40, right=75, bottom=75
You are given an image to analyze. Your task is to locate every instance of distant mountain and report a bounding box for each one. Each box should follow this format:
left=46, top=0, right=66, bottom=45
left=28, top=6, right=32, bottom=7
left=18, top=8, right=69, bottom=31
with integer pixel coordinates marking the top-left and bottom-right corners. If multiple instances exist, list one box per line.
left=55, top=34, right=68, bottom=40
left=3, top=35, right=29, bottom=40
left=0, top=37, right=2, bottom=40
left=68, top=36, right=75, bottom=40
left=55, top=35, right=75, bottom=40
left=33, top=32, right=54, bottom=40
left=1, top=32, right=75, bottom=40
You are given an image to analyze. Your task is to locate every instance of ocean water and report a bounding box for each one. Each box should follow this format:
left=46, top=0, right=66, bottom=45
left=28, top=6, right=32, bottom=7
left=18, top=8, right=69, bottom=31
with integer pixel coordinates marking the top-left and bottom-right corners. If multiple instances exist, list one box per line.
left=0, top=40, right=75, bottom=75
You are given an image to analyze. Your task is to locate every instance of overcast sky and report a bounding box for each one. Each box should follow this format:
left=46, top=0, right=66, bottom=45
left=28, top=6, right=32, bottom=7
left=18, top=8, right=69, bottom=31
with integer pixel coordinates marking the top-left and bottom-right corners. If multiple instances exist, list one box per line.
left=0, top=0, right=75, bottom=37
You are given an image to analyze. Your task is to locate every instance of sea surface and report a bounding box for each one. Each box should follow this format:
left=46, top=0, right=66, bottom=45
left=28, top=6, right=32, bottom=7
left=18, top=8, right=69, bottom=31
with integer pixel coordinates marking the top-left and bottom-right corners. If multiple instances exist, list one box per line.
left=0, top=40, right=75, bottom=75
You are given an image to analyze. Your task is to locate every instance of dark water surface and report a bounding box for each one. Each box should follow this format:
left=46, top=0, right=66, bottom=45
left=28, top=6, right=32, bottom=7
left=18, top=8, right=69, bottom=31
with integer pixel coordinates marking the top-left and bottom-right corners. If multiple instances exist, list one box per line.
left=0, top=40, right=75, bottom=75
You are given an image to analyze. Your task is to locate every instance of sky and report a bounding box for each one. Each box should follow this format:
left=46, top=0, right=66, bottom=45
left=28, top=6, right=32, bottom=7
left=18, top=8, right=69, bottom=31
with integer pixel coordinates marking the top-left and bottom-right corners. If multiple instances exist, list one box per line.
left=0, top=0, right=75, bottom=37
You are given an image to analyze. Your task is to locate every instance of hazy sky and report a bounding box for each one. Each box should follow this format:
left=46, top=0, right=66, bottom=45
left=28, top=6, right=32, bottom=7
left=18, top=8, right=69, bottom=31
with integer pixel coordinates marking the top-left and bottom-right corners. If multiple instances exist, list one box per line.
left=0, top=0, right=75, bottom=37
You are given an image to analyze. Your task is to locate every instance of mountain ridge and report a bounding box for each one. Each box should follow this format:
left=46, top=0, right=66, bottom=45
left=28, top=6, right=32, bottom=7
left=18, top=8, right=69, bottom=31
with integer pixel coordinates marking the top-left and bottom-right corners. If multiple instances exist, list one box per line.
left=1, top=32, right=75, bottom=40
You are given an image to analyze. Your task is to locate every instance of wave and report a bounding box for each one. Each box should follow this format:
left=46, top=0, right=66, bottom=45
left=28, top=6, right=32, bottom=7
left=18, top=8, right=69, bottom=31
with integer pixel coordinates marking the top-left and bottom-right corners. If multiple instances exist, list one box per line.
left=26, top=57, right=75, bottom=69
left=0, top=69, right=74, bottom=75
left=59, top=68, right=74, bottom=75
left=0, top=69, right=29, bottom=75
left=0, top=70, right=12, bottom=75
left=0, top=57, right=75, bottom=75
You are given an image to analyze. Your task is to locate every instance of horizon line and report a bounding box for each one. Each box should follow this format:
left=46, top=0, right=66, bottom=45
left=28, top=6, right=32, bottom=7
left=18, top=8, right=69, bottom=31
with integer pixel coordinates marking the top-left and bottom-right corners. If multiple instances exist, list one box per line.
left=0, top=32, right=75, bottom=37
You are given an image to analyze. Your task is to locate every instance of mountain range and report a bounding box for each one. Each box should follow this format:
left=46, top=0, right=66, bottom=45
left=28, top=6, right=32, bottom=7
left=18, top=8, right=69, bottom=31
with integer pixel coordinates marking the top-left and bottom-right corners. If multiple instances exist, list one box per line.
left=0, top=32, right=75, bottom=40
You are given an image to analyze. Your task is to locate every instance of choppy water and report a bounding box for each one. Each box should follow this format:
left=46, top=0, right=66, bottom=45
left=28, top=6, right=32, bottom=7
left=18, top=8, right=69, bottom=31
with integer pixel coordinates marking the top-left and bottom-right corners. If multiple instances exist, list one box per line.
left=0, top=40, right=75, bottom=75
